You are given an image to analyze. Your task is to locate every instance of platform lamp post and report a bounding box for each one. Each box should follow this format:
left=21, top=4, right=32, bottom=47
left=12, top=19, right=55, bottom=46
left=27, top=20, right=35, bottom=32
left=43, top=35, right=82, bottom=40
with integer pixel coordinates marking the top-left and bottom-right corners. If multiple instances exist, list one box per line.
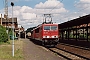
left=11, top=2, right=14, bottom=57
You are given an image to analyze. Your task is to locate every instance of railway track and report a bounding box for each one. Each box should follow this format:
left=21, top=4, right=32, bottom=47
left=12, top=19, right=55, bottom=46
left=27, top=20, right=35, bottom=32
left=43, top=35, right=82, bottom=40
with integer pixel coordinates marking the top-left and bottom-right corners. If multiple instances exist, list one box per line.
left=57, top=43, right=90, bottom=59
left=47, top=47, right=87, bottom=60
left=59, top=43, right=90, bottom=51
left=44, top=43, right=90, bottom=60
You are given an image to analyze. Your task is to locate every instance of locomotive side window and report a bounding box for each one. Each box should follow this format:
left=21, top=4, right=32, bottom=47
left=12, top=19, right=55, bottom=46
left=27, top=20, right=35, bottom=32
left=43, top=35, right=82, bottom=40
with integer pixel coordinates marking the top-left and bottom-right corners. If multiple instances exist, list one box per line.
left=35, top=28, right=39, bottom=33
left=51, top=26, right=57, bottom=30
left=44, top=26, right=50, bottom=30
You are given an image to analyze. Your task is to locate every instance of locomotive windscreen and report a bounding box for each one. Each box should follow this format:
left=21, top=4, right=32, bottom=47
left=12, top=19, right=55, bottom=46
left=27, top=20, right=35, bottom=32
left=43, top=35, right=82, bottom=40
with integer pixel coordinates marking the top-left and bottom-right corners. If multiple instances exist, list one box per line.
left=44, top=26, right=57, bottom=30
left=51, top=26, right=57, bottom=30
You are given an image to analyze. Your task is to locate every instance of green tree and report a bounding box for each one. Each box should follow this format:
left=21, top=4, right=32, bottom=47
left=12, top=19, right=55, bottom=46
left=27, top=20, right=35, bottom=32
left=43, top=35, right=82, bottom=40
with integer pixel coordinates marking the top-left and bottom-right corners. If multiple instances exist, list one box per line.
left=0, top=25, right=8, bottom=42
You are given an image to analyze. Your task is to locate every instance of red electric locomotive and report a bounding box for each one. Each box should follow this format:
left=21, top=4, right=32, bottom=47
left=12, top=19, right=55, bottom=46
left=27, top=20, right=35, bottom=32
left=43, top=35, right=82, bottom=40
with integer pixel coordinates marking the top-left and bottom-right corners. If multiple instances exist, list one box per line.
left=31, top=23, right=59, bottom=46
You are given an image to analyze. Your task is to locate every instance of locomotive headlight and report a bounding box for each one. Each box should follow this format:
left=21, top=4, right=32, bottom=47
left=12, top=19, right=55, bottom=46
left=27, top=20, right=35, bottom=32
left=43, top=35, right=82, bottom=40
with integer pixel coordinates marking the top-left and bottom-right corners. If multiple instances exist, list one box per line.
left=52, top=36, right=58, bottom=38
left=43, top=36, right=50, bottom=38
left=47, top=36, right=50, bottom=38
left=52, top=36, right=55, bottom=38
left=43, top=36, right=46, bottom=38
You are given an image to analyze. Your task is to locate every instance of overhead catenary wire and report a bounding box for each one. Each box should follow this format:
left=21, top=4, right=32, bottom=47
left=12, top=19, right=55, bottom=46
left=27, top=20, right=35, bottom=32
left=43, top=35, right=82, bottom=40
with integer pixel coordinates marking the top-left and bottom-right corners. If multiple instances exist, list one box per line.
left=36, top=0, right=64, bottom=19
left=50, top=0, right=90, bottom=23
left=39, top=0, right=90, bottom=23
left=42, top=0, right=64, bottom=23
left=61, top=4, right=90, bottom=21
left=49, top=0, right=63, bottom=14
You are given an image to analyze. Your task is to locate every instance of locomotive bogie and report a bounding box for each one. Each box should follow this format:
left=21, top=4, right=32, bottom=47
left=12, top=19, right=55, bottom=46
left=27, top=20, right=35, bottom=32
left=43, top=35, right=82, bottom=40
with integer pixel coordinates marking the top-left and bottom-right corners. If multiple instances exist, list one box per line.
left=42, top=39, right=59, bottom=45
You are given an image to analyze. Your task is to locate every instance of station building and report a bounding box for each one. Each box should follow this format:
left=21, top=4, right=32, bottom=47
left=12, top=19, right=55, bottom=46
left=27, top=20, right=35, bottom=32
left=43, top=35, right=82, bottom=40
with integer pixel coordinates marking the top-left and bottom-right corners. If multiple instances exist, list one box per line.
left=0, top=14, right=24, bottom=38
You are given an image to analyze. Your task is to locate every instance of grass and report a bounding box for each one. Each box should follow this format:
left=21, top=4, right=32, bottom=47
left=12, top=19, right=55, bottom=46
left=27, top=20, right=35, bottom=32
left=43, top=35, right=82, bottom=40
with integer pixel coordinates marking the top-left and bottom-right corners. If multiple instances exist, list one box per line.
left=0, top=40, right=24, bottom=60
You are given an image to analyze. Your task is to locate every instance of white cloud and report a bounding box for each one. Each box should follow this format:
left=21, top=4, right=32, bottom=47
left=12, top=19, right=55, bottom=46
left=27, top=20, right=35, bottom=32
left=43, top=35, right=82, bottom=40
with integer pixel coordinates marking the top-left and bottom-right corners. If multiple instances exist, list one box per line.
left=80, top=0, right=90, bottom=3
left=7, top=5, right=43, bottom=30
left=75, top=0, right=90, bottom=14
left=21, top=13, right=36, bottom=20
left=35, top=0, right=68, bottom=14
left=1, top=0, right=89, bottom=30
left=35, top=0, right=63, bottom=9
left=0, top=0, right=69, bottom=30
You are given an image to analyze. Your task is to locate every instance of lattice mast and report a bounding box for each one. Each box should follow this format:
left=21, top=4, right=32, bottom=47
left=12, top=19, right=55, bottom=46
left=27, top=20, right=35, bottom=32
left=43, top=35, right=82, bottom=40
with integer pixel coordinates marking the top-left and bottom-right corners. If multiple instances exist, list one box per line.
left=4, top=0, right=9, bottom=33
left=4, top=0, right=8, bottom=18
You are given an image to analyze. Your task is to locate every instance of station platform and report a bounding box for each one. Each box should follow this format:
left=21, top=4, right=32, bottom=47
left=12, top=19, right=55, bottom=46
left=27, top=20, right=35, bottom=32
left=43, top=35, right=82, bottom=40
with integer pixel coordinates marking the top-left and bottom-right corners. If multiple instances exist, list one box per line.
left=22, top=38, right=65, bottom=60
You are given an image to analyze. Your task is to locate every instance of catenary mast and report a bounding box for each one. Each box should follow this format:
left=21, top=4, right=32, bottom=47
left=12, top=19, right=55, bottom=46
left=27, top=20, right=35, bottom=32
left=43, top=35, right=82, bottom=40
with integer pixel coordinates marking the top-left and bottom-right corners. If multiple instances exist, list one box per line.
left=4, top=0, right=8, bottom=18
left=4, top=0, right=8, bottom=33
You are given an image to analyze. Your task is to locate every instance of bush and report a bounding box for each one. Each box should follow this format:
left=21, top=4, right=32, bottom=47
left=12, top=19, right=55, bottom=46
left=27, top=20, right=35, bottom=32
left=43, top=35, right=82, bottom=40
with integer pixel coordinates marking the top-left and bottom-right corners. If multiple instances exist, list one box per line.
left=0, top=25, right=8, bottom=42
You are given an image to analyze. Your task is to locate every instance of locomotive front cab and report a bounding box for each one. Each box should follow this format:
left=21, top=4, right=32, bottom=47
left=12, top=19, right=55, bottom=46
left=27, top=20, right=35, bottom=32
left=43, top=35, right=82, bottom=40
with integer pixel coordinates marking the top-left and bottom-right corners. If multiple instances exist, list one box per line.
left=42, top=24, right=59, bottom=45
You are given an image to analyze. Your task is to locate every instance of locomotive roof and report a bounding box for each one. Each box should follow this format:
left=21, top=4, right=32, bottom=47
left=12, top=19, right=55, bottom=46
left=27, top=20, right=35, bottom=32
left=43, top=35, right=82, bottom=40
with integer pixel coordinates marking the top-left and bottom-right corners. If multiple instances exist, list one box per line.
left=31, top=23, right=58, bottom=31
left=31, top=24, right=42, bottom=31
left=43, top=23, right=58, bottom=25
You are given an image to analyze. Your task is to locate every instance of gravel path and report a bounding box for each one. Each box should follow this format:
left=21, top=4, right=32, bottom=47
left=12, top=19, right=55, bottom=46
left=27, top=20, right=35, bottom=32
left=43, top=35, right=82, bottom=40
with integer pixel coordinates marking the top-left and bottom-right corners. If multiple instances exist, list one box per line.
left=23, top=39, right=65, bottom=60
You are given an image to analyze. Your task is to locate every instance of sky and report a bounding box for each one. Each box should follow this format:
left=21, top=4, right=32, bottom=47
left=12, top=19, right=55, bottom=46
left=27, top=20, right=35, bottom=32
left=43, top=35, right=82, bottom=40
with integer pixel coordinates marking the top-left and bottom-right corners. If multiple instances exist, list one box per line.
left=0, top=0, right=90, bottom=30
